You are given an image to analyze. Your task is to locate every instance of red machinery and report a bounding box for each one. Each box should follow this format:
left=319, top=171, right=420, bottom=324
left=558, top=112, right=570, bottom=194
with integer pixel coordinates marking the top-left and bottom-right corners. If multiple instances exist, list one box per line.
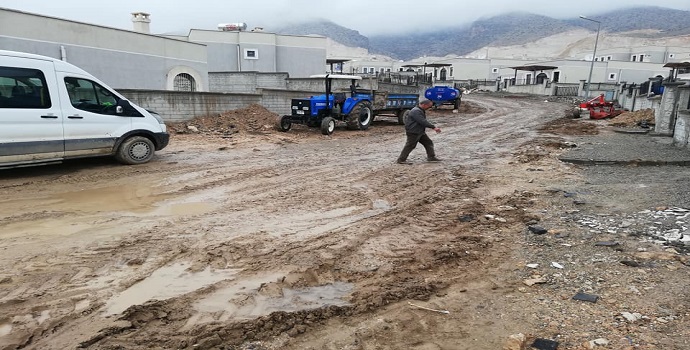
left=579, top=94, right=623, bottom=119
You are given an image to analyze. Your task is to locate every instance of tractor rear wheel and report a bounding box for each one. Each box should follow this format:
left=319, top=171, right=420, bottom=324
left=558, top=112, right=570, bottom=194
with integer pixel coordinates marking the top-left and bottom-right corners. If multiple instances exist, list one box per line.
left=397, top=109, right=410, bottom=125
left=346, top=101, right=373, bottom=130
left=276, top=115, right=292, bottom=132
left=321, top=117, right=336, bottom=135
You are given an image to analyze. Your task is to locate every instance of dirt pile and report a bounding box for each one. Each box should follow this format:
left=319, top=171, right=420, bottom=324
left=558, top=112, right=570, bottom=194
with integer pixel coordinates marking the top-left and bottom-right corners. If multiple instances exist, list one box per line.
left=428, top=100, right=486, bottom=116
left=609, top=108, right=655, bottom=128
left=167, top=104, right=279, bottom=136
left=538, top=117, right=599, bottom=135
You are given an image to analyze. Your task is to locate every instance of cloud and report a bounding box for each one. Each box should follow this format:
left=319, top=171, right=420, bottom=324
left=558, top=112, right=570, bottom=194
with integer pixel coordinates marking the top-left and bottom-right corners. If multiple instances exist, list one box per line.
left=1, top=0, right=689, bottom=36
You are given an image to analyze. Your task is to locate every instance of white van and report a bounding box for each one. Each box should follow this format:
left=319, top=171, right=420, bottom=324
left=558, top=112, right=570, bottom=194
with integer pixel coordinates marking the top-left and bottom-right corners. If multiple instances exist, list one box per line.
left=0, top=50, right=169, bottom=169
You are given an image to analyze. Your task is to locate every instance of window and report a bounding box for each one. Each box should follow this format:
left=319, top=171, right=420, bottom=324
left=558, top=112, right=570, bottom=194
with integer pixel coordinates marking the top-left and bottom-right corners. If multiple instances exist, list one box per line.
left=64, top=77, right=118, bottom=114
left=450, top=67, right=454, bottom=76
left=669, top=54, right=675, bottom=59
left=639, top=54, right=644, bottom=62
left=244, top=49, right=258, bottom=59
left=369, top=67, right=375, bottom=74
left=608, top=73, right=617, bottom=81
left=492, top=68, right=499, bottom=73
left=595, top=57, right=599, bottom=62
left=0, top=66, right=51, bottom=109
left=631, top=55, right=637, bottom=62
left=173, top=73, right=196, bottom=92
left=606, top=56, right=612, bottom=61
left=552, top=71, right=560, bottom=83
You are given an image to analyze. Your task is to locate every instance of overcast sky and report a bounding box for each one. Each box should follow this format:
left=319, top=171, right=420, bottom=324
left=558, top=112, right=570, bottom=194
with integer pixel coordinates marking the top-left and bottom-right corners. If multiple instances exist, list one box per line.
left=2, top=0, right=690, bottom=36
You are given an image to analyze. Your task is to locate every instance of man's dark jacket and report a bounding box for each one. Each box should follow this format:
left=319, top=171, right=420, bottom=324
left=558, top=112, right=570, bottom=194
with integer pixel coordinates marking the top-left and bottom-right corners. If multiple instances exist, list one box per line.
left=405, top=106, right=436, bottom=134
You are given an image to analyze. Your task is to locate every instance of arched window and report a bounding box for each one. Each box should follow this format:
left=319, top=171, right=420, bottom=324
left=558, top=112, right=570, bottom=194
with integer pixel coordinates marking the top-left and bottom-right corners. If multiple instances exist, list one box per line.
left=173, top=73, right=196, bottom=92
left=440, top=68, right=447, bottom=81
left=536, top=73, right=548, bottom=84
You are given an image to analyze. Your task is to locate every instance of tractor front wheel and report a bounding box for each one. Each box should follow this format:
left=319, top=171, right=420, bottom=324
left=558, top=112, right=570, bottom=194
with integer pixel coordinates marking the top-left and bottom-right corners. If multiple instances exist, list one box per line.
left=346, top=101, right=373, bottom=130
left=276, top=115, right=292, bottom=132
left=321, top=117, right=336, bottom=135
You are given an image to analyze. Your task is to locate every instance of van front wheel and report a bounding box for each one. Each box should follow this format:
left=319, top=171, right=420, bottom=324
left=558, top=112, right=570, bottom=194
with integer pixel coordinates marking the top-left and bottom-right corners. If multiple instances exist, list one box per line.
left=115, top=136, right=155, bottom=165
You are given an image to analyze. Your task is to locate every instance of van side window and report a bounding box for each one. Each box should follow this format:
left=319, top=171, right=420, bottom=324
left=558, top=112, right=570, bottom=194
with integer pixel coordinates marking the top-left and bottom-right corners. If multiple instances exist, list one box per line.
left=0, top=66, right=52, bottom=109
left=64, top=77, right=118, bottom=115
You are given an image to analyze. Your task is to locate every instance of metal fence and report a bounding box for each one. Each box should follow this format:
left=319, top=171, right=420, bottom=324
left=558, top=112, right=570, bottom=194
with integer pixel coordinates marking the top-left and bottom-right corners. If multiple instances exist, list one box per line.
left=453, top=79, right=496, bottom=89
left=555, top=86, right=579, bottom=96
left=375, top=72, right=433, bottom=86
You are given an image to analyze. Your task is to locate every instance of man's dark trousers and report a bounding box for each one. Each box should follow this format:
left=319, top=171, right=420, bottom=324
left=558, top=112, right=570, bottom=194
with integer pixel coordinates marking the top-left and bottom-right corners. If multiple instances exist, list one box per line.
left=398, top=132, right=436, bottom=162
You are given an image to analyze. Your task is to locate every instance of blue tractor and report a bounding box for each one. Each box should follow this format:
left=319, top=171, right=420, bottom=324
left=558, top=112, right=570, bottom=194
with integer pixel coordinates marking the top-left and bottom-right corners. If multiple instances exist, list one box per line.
left=425, top=85, right=461, bottom=110
left=276, top=74, right=374, bottom=135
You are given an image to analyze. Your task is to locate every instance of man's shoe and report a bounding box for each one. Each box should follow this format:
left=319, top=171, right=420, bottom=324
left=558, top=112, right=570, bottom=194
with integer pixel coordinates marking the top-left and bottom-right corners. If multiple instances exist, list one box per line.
left=396, top=160, right=413, bottom=165
left=427, top=157, right=442, bottom=162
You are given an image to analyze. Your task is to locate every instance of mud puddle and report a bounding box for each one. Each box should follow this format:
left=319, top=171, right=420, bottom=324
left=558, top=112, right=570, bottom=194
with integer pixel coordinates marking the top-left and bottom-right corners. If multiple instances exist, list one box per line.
left=186, top=274, right=353, bottom=328
left=0, top=183, right=165, bottom=215
left=104, top=262, right=241, bottom=315
left=0, top=323, right=12, bottom=337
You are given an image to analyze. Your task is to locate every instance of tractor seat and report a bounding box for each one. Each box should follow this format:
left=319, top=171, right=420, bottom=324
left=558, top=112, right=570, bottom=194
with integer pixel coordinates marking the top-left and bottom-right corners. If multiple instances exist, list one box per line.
left=333, top=92, right=346, bottom=104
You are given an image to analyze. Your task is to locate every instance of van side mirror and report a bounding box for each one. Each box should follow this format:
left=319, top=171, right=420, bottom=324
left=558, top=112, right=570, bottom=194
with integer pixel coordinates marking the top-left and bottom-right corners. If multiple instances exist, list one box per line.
left=115, top=99, right=142, bottom=117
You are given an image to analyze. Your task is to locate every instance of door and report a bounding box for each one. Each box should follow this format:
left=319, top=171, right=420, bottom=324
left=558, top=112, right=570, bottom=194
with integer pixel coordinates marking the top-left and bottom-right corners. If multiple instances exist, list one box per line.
left=56, top=74, right=132, bottom=157
left=553, top=71, right=560, bottom=83
left=0, top=58, right=64, bottom=165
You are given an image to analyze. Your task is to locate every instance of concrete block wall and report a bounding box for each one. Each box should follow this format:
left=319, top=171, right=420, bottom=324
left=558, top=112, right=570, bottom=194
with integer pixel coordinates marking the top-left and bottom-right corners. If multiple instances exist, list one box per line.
left=209, top=73, right=257, bottom=93
left=119, top=90, right=262, bottom=122
left=287, top=78, right=338, bottom=92
left=120, top=89, right=320, bottom=121
left=257, top=74, right=289, bottom=90
left=259, top=89, right=320, bottom=115
left=636, top=96, right=655, bottom=110
left=209, top=72, right=290, bottom=93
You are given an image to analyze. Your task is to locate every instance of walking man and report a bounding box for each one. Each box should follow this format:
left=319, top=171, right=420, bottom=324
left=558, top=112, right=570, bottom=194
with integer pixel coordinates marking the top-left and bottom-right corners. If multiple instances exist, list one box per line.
left=396, top=99, right=442, bottom=164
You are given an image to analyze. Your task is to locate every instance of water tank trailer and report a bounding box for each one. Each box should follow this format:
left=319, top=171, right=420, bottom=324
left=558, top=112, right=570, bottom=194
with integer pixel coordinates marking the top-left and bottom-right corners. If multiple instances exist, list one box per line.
left=424, top=85, right=461, bottom=109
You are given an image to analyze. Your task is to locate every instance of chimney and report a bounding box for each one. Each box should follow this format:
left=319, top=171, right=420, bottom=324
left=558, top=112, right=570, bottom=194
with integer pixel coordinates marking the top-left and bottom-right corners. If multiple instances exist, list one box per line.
left=131, top=12, right=151, bottom=34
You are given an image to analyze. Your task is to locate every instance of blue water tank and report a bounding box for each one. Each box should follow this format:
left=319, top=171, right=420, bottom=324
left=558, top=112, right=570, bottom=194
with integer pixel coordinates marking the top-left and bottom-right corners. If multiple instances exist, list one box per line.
left=424, top=86, right=460, bottom=102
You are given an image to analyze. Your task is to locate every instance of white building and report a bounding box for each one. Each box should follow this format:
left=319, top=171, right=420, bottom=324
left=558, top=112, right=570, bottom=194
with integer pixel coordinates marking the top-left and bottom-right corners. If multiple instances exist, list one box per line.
left=0, top=7, right=330, bottom=92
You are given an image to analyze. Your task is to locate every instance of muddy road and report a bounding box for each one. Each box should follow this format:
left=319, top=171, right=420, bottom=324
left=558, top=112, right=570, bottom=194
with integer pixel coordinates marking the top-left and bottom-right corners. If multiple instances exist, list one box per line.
left=1, top=94, right=688, bottom=350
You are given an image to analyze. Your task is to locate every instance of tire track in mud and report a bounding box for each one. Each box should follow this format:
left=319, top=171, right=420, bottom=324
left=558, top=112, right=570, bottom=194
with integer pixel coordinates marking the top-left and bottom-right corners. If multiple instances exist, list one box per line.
left=0, top=95, right=571, bottom=349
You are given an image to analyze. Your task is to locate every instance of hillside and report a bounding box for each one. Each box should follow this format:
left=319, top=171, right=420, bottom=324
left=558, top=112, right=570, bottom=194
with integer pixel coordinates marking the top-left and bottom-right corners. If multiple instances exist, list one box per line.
left=275, top=7, right=690, bottom=61
left=276, top=20, right=369, bottom=50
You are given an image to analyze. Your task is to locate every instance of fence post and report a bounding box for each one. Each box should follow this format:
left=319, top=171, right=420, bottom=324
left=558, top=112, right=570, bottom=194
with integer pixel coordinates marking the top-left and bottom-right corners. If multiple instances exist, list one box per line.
left=578, top=80, right=586, bottom=98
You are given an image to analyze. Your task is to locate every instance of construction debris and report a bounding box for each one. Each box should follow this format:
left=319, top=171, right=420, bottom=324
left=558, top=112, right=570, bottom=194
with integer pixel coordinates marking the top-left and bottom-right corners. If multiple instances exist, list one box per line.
left=408, top=302, right=450, bottom=314
left=608, top=108, right=655, bottom=128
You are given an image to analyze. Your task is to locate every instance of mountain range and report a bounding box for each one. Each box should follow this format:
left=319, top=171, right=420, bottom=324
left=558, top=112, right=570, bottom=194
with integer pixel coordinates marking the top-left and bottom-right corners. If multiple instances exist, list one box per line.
left=275, top=6, right=690, bottom=61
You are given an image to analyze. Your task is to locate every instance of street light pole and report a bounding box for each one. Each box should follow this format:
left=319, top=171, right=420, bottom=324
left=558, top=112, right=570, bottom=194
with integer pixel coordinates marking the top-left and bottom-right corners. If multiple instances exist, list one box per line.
left=580, top=15, right=601, bottom=99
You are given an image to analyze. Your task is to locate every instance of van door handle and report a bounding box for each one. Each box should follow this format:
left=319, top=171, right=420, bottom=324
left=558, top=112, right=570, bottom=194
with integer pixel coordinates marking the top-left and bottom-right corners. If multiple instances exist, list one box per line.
left=68, top=115, right=84, bottom=119
left=41, top=115, right=59, bottom=119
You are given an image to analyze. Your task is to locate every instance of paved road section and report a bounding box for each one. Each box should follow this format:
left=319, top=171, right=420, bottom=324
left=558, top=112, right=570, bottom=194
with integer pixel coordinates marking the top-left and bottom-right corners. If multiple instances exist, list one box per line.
left=559, top=131, right=690, bottom=165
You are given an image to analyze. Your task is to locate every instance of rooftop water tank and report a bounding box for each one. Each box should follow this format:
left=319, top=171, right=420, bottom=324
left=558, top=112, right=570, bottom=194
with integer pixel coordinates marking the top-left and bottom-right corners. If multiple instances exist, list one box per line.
left=218, top=22, right=248, bottom=31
